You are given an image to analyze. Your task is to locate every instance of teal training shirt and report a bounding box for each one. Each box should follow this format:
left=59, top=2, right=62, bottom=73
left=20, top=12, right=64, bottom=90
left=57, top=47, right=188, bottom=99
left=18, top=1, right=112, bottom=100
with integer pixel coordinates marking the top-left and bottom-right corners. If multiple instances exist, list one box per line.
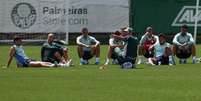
left=124, top=36, right=139, bottom=58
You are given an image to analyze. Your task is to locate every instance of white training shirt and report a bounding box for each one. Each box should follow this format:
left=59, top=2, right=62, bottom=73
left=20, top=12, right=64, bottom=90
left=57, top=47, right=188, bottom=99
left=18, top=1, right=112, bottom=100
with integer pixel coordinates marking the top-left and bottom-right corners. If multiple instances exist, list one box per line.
left=139, top=33, right=159, bottom=45
left=154, top=42, right=171, bottom=57
left=76, top=35, right=100, bottom=51
left=109, top=38, right=124, bottom=46
left=76, top=35, right=100, bottom=47
left=173, top=32, right=195, bottom=45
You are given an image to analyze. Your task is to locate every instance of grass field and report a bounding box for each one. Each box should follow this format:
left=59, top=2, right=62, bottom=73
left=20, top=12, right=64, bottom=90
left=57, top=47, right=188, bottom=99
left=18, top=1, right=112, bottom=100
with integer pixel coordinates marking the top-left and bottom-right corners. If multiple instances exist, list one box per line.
left=0, top=45, right=201, bottom=101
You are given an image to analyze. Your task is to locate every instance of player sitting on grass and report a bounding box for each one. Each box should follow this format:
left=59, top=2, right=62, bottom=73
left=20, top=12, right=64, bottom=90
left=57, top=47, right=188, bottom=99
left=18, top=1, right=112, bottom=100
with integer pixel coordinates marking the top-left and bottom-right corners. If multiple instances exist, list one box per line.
left=76, top=28, right=100, bottom=65
left=101, top=27, right=138, bottom=69
left=41, top=33, right=72, bottom=65
left=148, top=34, right=175, bottom=66
left=104, top=31, right=125, bottom=65
left=6, top=36, right=71, bottom=68
left=173, top=25, right=196, bottom=64
left=137, top=27, right=159, bottom=64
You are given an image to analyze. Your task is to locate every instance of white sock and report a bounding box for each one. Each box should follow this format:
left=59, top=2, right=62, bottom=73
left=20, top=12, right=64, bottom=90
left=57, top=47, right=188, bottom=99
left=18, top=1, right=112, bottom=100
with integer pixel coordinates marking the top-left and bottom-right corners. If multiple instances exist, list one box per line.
left=192, top=56, right=196, bottom=60
left=138, top=56, right=143, bottom=61
left=105, top=58, right=109, bottom=65
left=58, top=63, right=65, bottom=67
left=50, top=64, right=55, bottom=67
left=66, top=59, right=72, bottom=67
left=80, top=58, right=84, bottom=62
left=169, top=56, right=173, bottom=63
left=182, top=58, right=186, bottom=63
left=96, top=58, right=100, bottom=62
left=137, top=56, right=143, bottom=64
left=148, top=58, right=155, bottom=65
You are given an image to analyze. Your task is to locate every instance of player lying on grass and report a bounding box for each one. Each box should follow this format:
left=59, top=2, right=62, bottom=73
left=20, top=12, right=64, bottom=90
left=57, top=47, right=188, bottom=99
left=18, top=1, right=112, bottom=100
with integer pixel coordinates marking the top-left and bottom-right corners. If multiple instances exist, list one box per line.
left=76, top=27, right=100, bottom=65
left=137, top=27, right=159, bottom=64
left=172, top=25, right=197, bottom=64
left=6, top=36, right=71, bottom=68
left=148, top=34, right=175, bottom=66
left=41, top=33, right=72, bottom=65
left=101, top=27, right=139, bottom=69
left=104, top=31, right=125, bottom=65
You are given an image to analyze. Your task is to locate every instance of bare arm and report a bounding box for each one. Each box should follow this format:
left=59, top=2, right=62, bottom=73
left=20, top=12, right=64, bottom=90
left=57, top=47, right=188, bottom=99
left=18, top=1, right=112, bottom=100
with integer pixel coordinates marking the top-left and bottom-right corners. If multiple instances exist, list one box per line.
left=148, top=44, right=155, bottom=51
left=94, top=40, right=100, bottom=47
left=173, top=34, right=182, bottom=46
left=7, top=47, right=15, bottom=68
left=93, top=37, right=100, bottom=47
left=90, top=36, right=100, bottom=47
left=188, top=33, right=195, bottom=45
left=139, top=34, right=146, bottom=45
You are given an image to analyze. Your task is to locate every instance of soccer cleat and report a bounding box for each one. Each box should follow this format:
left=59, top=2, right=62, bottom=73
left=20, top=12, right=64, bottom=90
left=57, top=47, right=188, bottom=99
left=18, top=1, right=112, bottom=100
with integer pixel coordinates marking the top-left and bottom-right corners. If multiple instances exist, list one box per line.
left=196, top=58, right=201, bottom=63
left=57, top=63, right=67, bottom=67
left=79, top=62, right=83, bottom=65
left=169, top=63, right=173, bottom=66
left=86, top=60, right=89, bottom=64
left=80, top=60, right=88, bottom=65
left=99, top=65, right=107, bottom=70
left=57, top=60, right=73, bottom=67
left=179, top=59, right=182, bottom=64
left=148, top=58, right=155, bottom=66
left=183, top=59, right=187, bottom=64
left=192, top=58, right=196, bottom=64
left=169, top=60, right=175, bottom=66
left=95, top=61, right=100, bottom=65
left=179, top=59, right=186, bottom=64
left=112, top=59, right=118, bottom=65
left=137, top=59, right=142, bottom=65
left=65, top=59, right=73, bottom=67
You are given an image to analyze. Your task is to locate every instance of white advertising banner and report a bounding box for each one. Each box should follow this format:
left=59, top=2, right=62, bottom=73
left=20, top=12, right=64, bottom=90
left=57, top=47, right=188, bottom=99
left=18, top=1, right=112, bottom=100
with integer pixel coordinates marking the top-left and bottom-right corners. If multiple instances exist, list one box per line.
left=0, top=0, right=129, bottom=33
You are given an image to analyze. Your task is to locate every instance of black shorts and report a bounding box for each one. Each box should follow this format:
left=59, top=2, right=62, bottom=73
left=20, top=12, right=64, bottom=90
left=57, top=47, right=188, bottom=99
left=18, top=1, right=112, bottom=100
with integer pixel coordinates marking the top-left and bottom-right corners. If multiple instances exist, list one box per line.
left=18, top=59, right=35, bottom=67
left=111, top=49, right=119, bottom=59
left=176, top=52, right=191, bottom=59
left=144, top=50, right=154, bottom=58
left=156, top=56, right=169, bottom=65
left=176, top=47, right=192, bottom=59
left=41, top=47, right=63, bottom=63
left=82, top=50, right=93, bottom=60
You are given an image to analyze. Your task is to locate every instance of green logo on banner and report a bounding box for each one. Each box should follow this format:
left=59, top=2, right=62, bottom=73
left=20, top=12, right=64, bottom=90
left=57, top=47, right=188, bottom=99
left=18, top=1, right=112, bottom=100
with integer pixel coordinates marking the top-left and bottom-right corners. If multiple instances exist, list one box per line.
left=11, top=3, right=37, bottom=29
left=172, top=6, right=201, bottom=27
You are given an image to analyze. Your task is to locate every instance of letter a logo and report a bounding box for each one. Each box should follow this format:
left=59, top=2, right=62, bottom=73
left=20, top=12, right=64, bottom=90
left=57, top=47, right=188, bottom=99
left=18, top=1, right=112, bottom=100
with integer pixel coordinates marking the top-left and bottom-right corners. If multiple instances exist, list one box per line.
left=172, top=6, right=201, bottom=27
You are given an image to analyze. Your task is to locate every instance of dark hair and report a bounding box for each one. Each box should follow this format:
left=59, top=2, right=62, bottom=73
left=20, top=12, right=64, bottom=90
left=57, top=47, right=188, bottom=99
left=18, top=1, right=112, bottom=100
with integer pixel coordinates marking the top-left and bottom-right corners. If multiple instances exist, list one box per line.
left=114, top=31, right=121, bottom=35
left=181, top=24, right=188, bottom=29
left=82, top=27, right=88, bottom=31
left=159, top=33, right=166, bottom=39
left=13, top=36, right=22, bottom=42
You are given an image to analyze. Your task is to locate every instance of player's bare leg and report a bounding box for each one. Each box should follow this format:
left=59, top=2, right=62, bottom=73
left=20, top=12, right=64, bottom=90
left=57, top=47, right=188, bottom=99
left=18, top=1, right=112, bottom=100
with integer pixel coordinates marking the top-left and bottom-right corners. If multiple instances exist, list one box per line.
left=29, top=61, right=55, bottom=67
left=92, top=44, right=100, bottom=64
left=137, top=45, right=146, bottom=64
left=191, top=45, right=196, bottom=63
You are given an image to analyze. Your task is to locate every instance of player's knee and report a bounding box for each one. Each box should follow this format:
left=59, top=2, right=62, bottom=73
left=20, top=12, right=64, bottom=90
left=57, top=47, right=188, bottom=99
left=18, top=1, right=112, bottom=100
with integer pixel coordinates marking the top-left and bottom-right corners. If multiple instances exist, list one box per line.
left=96, top=44, right=100, bottom=49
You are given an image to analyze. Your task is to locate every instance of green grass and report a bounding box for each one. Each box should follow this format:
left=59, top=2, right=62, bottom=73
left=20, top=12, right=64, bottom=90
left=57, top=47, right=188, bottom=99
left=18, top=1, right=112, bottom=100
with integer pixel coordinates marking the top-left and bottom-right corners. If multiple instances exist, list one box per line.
left=0, top=45, right=201, bottom=101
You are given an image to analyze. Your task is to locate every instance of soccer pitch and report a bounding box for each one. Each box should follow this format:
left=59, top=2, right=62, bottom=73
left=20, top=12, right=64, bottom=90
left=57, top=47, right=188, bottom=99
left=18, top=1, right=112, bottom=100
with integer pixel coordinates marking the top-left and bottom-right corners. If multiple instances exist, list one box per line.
left=0, top=45, right=201, bottom=101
